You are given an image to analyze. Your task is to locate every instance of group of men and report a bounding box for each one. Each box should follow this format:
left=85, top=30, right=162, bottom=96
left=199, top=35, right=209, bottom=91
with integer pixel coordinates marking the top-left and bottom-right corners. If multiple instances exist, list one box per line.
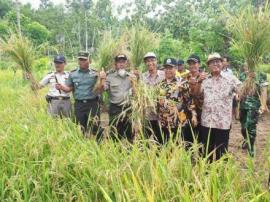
left=38, top=51, right=269, bottom=161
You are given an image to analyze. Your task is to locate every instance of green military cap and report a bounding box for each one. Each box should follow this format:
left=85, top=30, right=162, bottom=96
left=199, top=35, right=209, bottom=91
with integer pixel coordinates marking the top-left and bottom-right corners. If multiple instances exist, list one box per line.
left=78, top=51, right=90, bottom=59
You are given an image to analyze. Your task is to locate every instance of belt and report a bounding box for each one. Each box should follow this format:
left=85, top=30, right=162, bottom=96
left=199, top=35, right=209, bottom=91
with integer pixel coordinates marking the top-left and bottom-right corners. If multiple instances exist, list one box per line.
left=51, top=96, right=70, bottom=100
left=75, top=98, right=98, bottom=103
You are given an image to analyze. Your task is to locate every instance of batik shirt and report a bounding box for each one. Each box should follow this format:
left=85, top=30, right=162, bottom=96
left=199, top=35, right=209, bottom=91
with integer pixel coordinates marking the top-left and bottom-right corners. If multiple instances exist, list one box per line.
left=200, top=74, right=241, bottom=130
left=158, top=78, right=195, bottom=129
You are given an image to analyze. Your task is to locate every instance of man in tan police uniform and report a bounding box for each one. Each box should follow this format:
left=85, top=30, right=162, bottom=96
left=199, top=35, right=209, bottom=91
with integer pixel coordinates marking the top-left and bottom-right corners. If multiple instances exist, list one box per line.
left=39, top=55, right=71, bottom=118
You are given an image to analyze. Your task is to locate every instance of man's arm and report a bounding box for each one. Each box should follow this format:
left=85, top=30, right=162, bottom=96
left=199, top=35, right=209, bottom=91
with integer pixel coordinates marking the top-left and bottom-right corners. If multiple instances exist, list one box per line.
left=55, top=74, right=74, bottom=93
left=260, top=86, right=268, bottom=113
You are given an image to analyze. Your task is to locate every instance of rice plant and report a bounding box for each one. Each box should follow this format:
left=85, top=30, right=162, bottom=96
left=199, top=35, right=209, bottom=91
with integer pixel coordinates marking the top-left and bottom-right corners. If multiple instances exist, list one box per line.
left=225, top=2, right=270, bottom=97
left=0, top=33, right=38, bottom=94
left=127, top=24, right=160, bottom=70
left=0, top=69, right=270, bottom=201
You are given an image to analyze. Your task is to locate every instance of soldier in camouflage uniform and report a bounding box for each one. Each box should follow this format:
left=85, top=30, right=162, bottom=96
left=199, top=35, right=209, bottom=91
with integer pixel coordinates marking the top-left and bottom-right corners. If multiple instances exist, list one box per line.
left=239, top=70, right=269, bottom=156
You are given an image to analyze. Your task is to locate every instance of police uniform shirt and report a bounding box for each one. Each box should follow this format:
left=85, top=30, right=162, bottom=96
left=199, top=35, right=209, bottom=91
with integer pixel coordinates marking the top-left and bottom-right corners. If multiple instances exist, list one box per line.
left=39, top=71, right=70, bottom=97
left=105, top=70, right=133, bottom=105
left=66, top=68, right=98, bottom=100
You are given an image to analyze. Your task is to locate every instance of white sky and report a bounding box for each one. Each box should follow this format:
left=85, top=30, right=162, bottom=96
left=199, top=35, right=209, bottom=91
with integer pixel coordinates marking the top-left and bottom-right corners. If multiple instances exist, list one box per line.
left=18, top=0, right=130, bottom=9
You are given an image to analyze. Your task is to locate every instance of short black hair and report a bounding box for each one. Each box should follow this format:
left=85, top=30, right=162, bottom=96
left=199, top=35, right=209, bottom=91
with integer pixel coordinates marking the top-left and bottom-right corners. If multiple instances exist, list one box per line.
left=223, top=56, right=230, bottom=62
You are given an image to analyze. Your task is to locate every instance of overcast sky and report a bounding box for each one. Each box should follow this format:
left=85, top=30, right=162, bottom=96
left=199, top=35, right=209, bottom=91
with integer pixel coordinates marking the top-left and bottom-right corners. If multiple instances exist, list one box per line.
left=18, top=0, right=130, bottom=9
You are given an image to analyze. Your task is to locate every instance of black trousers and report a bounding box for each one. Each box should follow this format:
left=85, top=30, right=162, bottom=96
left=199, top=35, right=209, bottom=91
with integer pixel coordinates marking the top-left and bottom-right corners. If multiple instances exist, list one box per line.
left=144, top=120, right=163, bottom=144
left=182, top=123, right=200, bottom=148
left=109, top=103, right=133, bottom=143
left=160, top=127, right=179, bottom=145
left=199, top=126, right=230, bottom=162
left=74, top=99, right=102, bottom=139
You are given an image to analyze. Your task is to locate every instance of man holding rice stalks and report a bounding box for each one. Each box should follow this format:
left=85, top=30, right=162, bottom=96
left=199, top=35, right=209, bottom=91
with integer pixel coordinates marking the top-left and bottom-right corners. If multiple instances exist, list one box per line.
left=38, top=55, right=71, bottom=118
left=142, top=52, right=165, bottom=143
left=185, top=54, right=207, bottom=145
left=239, top=67, right=269, bottom=157
left=99, top=54, right=137, bottom=143
left=199, top=53, right=241, bottom=162
left=56, top=51, right=103, bottom=140
left=157, top=58, right=198, bottom=145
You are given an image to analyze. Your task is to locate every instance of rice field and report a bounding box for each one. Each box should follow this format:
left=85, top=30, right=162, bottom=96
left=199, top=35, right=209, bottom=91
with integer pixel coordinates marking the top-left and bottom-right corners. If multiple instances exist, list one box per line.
left=0, top=69, right=270, bottom=201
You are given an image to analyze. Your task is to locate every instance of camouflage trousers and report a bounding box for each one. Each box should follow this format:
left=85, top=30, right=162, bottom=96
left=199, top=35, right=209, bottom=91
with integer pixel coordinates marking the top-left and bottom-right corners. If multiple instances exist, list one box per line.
left=239, top=108, right=259, bottom=152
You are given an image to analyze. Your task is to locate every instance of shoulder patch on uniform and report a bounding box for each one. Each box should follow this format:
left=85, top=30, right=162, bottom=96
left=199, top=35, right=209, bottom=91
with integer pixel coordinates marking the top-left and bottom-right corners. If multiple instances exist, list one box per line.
left=70, top=68, right=78, bottom=72
left=106, top=69, right=116, bottom=74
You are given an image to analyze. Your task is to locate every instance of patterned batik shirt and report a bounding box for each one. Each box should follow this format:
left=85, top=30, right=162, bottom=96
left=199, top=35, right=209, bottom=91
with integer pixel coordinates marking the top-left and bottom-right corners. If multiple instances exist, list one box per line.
left=201, top=74, right=241, bottom=130
left=158, top=78, right=195, bottom=129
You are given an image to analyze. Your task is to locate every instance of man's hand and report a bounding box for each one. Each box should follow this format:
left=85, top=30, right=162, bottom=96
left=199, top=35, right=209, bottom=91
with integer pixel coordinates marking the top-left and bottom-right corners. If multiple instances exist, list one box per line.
left=191, top=115, right=198, bottom=127
left=132, top=69, right=140, bottom=78
left=198, top=72, right=208, bottom=82
left=248, top=71, right=256, bottom=78
left=55, top=83, right=63, bottom=91
left=260, top=105, right=268, bottom=114
left=99, top=69, right=107, bottom=80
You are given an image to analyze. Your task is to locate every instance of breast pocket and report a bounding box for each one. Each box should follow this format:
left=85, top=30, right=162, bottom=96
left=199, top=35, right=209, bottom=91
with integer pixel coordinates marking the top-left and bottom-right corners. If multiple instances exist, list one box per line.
left=73, top=79, right=81, bottom=88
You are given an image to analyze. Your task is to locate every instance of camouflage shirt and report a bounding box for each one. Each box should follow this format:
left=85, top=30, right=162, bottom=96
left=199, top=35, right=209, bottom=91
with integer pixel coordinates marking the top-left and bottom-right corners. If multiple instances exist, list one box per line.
left=157, top=78, right=195, bottom=129
left=239, top=72, right=269, bottom=110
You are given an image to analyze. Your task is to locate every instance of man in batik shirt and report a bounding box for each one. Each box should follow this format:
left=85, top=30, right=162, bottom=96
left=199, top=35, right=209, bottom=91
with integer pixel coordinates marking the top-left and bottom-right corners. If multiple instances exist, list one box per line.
left=157, top=58, right=197, bottom=145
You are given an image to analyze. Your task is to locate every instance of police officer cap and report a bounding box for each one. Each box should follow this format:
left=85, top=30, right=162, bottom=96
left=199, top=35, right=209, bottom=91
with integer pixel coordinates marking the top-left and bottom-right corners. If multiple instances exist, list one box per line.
left=162, top=58, right=177, bottom=69
left=54, top=55, right=66, bottom=63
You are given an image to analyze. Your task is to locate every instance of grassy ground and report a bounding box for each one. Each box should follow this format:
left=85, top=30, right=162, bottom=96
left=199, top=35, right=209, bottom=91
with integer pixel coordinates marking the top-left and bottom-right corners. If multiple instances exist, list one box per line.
left=0, top=70, right=270, bottom=201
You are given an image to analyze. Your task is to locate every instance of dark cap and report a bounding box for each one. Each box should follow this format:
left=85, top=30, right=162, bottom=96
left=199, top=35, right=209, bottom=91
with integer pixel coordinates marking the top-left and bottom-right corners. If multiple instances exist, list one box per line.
left=162, top=58, right=177, bottom=68
left=54, top=55, right=66, bottom=63
left=78, top=51, right=89, bottom=59
left=187, top=54, right=200, bottom=63
left=177, top=59, right=185, bottom=65
left=115, top=54, right=127, bottom=61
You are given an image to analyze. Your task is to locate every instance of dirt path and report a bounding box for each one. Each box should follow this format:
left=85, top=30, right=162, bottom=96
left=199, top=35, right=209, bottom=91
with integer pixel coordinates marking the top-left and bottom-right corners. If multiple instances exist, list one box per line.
left=229, top=112, right=270, bottom=163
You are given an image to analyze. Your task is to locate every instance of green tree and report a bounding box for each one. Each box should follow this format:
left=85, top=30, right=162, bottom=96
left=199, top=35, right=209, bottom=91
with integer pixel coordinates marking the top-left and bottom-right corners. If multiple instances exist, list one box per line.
left=25, top=22, right=51, bottom=45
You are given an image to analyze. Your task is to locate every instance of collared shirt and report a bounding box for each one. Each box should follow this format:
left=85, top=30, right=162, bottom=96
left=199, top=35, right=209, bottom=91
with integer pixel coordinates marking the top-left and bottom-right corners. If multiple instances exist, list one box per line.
left=142, top=70, right=165, bottom=86
left=176, top=69, right=190, bottom=79
left=158, top=78, right=195, bottom=129
left=221, top=67, right=233, bottom=77
left=39, top=71, right=70, bottom=97
left=105, top=70, right=133, bottom=105
left=142, top=70, right=165, bottom=120
left=201, top=74, right=241, bottom=130
left=66, top=67, right=99, bottom=100
left=239, top=71, right=269, bottom=110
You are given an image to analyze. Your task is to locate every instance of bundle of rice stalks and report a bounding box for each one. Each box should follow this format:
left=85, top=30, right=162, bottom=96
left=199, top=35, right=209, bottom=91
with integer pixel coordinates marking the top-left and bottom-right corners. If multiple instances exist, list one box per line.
left=127, top=80, right=160, bottom=138
left=0, top=34, right=38, bottom=94
left=127, top=25, right=160, bottom=71
left=95, top=31, right=127, bottom=72
left=225, top=2, right=270, bottom=97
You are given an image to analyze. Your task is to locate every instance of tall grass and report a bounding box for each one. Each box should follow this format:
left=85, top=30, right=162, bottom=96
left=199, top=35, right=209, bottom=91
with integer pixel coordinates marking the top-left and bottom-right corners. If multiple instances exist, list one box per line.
left=0, top=69, right=270, bottom=201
